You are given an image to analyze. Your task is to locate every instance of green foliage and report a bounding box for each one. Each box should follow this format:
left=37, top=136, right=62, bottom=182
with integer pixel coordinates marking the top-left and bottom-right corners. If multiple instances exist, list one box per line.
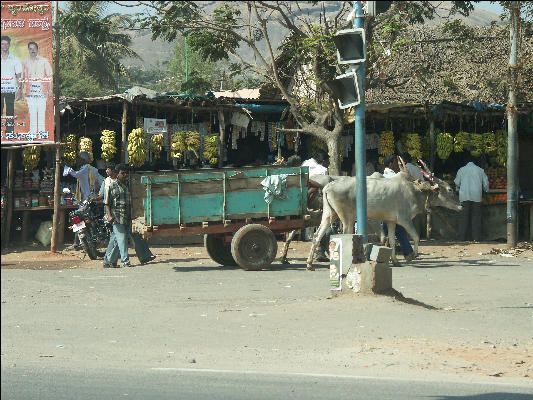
left=59, top=1, right=140, bottom=92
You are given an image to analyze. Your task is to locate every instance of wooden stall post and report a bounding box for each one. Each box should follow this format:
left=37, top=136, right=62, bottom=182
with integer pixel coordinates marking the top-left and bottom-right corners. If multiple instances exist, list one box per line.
left=121, top=101, right=128, bottom=163
left=427, top=117, right=436, bottom=239
left=51, top=1, right=62, bottom=252
left=217, top=108, right=225, bottom=168
left=50, top=144, right=62, bottom=251
left=3, top=149, right=14, bottom=246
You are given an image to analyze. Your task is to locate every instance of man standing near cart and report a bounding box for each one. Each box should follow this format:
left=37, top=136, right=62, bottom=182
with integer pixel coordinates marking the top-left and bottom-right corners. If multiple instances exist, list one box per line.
left=454, top=156, right=489, bottom=242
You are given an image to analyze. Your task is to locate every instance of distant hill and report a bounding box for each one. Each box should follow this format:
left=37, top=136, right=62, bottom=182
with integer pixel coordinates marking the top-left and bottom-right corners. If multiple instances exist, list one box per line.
left=123, top=2, right=504, bottom=70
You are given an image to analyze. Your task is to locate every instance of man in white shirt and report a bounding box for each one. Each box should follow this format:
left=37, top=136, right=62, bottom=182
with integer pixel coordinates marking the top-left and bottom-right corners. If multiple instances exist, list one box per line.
left=302, top=150, right=329, bottom=177
left=454, top=157, right=489, bottom=241
left=1, top=36, right=22, bottom=136
left=63, top=151, right=104, bottom=250
left=22, top=41, right=52, bottom=137
left=63, top=151, right=104, bottom=203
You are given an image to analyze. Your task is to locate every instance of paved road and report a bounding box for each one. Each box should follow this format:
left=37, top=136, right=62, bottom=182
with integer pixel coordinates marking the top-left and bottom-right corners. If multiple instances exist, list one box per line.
left=2, top=366, right=533, bottom=400
left=2, top=242, right=533, bottom=397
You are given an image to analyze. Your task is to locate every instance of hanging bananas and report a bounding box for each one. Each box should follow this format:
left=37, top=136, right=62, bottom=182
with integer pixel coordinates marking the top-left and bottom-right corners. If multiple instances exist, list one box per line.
left=22, top=146, right=41, bottom=172
left=454, top=131, right=469, bottom=152
left=127, top=127, right=147, bottom=168
left=203, top=134, right=219, bottom=166
left=62, top=133, right=77, bottom=166
left=436, top=132, right=453, bottom=160
left=470, top=133, right=483, bottom=157
left=78, top=137, right=94, bottom=163
left=405, top=133, right=422, bottom=159
left=149, top=134, right=164, bottom=159
left=495, top=129, right=507, bottom=166
left=379, top=131, right=395, bottom=156
left=100, top=129, right=117, bottom=161
left=483, top=132, right=497, bottom=154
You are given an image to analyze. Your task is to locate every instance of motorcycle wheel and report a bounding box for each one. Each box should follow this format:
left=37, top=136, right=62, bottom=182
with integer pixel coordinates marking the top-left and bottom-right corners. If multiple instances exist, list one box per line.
left=80, top=236, right=99, bottom=260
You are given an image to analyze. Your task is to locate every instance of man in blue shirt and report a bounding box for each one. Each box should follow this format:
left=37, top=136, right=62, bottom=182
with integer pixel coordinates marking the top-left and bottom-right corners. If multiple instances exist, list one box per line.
left=454, top=156, right=489, bottom=241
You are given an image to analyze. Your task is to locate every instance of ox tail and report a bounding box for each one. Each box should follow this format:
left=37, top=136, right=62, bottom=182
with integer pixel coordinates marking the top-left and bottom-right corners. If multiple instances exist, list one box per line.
left=322, top=184, right=338, bottom=230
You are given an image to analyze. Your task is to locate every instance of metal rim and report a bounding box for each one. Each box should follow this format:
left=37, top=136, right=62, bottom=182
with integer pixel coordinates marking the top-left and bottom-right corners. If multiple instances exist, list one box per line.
left=231, top=224, right=278, bottom=271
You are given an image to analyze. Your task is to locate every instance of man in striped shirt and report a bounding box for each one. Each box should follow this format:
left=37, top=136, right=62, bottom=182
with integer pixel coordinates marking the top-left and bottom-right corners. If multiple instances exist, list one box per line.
left=104, top=164, right=133, bottom=267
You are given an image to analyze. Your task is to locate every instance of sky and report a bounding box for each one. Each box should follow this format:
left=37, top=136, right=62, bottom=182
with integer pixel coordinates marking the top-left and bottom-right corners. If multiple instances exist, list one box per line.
left=59, top=1, right=506, bottom=18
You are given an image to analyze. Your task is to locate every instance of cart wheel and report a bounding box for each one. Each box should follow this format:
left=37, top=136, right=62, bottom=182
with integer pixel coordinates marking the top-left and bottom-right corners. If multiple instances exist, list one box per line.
left=231, top=224, right=278, bottom=271
left=204, top=234, right=237, bottom=266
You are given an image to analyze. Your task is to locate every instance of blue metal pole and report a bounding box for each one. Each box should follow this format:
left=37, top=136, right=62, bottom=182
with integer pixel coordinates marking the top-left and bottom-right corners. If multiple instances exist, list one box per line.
left=354, top=1, right=367, bottom=242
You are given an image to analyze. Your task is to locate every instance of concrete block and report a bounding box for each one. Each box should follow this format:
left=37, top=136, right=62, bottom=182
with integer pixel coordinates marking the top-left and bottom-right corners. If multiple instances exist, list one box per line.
left=355, top=262, right=374, bottom=294
left=369, top=245, right=392, bottom=264
left=372, top=262, right=392, bottom=293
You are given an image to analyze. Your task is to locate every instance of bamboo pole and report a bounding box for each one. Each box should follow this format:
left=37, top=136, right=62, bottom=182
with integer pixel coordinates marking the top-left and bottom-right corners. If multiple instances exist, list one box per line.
left=3, top=150, right=14, bottom=246
left=51, top=0, right=62, bottom=252
left=507, top=2, right=520, bottom=248
left=121, top=101, right=128, bottom=163
left=217, top=108, right=225, bottom=168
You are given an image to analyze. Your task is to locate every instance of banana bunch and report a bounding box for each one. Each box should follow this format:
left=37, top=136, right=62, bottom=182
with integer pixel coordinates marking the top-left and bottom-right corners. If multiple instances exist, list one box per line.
left=379, top=131, right=395, bottom=156
left=470, top=133, right=484, bottom=157
left=203, top=134, right=219, bottom=166
left=312, top=137, right=327, bottom=152
left=405, top=133, right=422, bottom=159
left=78, top=137, right=94, bottom=163
left=436, top=132, right=453, bottom=160
left=495, top=129, right=507, bottom=166
left=149, top=134, right=164, bottom=159
left=62, top=133, right=77, bottom=166
left=100, top=130, right=117, bottom=161
left=186, top=131, right=201, bottom=155
left=454, top=131, right=469, bottom=152
left=22, top=146, right=41, bottom=172
left=170, top=131, right=186, bottom=159
left=127, top=127, right=147, bottom=167
left=483, top=132, right=497, bottom=154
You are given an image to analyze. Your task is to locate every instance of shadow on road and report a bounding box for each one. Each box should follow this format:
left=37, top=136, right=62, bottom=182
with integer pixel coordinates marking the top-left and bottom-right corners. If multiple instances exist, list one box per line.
left=410, top=257, right=516, bottom=269
left=381, top=288, right=440, bottom=310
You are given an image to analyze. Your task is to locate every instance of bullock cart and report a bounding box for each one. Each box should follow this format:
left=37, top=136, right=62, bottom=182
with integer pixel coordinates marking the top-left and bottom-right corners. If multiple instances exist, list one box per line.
left=132, top=166, right=320, bottom=270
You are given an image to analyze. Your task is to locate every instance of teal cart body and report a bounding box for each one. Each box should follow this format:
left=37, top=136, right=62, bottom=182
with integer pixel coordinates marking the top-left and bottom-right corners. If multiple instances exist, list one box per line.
left=139, top=166, right=317, bottom=270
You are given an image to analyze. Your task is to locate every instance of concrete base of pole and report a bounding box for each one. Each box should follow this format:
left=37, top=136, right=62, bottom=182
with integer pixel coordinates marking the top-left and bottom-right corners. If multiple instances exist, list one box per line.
left=331, top=237, right=393, bottom=296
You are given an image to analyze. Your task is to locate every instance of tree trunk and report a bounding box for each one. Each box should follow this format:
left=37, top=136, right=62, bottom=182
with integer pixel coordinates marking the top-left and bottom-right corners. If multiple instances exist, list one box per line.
left=326, top=137, right=341, bottom=175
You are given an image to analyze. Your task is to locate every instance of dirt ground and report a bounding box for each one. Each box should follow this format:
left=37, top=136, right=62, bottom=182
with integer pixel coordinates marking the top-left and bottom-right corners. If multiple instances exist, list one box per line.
left=1, top=239, right=533, bottom=383
left=2, top=238, right=532, bottom=271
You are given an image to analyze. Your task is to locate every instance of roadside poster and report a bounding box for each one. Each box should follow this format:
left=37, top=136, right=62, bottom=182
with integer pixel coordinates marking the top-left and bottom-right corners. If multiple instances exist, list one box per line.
left=329, top=238, right=342, bottom=290
left=1, top=1, right=54, bottom=144
left=144, top=117, right=168, bottom=149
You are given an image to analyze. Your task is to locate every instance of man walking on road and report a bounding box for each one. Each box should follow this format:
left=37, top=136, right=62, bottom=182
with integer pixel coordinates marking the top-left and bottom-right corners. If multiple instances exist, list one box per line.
left=104, top=164, right=155, bottom=268
left=454, top=156, right=489, bottom=242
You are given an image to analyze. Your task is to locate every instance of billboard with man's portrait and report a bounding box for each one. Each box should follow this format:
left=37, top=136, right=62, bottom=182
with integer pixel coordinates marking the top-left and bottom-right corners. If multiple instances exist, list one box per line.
left=1, top=1, right=54, bottom=144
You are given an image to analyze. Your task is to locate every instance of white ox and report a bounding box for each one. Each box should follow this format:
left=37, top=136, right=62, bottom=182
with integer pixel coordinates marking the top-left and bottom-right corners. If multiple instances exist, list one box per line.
left=305, top=172, right=462, bottom=270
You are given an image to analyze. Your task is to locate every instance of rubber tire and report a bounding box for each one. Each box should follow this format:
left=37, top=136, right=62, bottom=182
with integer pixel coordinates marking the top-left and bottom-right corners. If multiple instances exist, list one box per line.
left=231, top=224, right=278, bottom=271
left=204, top=234, right=237, bottom=266
left=80, top=236, right=99, bottom=260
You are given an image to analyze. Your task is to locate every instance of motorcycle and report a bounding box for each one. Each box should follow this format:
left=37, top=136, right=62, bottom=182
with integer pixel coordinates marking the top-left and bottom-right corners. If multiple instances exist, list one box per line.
left=68, top=195, right=110, bottom=260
